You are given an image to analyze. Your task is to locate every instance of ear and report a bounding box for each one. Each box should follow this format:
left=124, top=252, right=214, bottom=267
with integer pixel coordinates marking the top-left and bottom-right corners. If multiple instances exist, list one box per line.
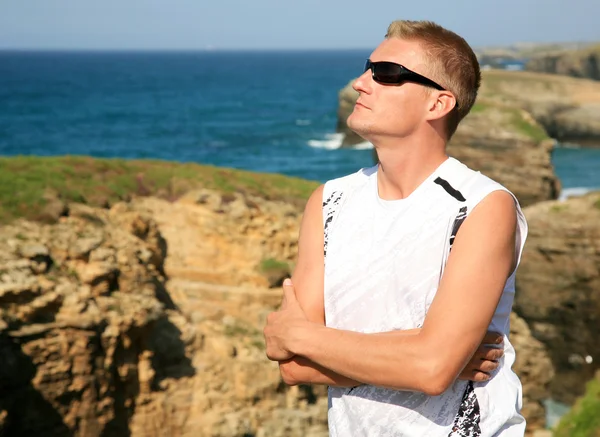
left=425, top=91, right=457, bottom=122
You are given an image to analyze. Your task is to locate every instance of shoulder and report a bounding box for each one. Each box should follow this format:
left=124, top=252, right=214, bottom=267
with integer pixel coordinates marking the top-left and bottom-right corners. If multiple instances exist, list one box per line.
left=304, top=184, right=325, bottom=219
left=438, top=158, right=521, bottom=209
left=455, top=190, right=518, bottom=263
left=470, top=190, right=517, bottom=221
left=323, top=165, right=377, bottom=201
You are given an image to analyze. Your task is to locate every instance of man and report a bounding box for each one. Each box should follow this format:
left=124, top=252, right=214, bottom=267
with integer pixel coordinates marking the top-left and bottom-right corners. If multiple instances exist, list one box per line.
left=264, top=20, right=527, bottom=436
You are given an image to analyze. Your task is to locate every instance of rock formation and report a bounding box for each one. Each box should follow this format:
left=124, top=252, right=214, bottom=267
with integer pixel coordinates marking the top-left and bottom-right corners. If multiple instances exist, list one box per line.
left=478, top=70, right=600, bottom=147
left=0, top=191, right=331, bottom=437
left=526, top=44, right=600, bottom=81
left=510, top=312, right=554, bottom=434
left=0, top=202, right=195, bottom=436
left=515, top=192, right=600, bottom=406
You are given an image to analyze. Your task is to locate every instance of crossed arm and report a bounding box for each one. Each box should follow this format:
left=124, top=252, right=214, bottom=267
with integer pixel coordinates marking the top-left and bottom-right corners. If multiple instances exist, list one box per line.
left=264, top=184, right=516, bottom=395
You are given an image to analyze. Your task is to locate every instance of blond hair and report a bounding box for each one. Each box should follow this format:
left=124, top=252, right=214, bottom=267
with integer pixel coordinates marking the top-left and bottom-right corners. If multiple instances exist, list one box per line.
left=386, top=20, right=481, bottom=139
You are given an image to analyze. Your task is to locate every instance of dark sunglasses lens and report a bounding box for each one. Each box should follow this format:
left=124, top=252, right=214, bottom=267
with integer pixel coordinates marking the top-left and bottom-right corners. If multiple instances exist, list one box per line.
left=372, top=62, right=402, bottom=84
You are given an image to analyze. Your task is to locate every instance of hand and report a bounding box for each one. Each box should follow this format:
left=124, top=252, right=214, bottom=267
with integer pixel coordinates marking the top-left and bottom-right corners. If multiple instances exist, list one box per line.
left=459, top=331, right=504, bottom=382
left=264, top=278, right=310, bottom=362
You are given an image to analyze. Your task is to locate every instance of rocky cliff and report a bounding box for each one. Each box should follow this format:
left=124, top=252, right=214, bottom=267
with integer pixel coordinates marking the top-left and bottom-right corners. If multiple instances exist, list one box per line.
left=0, top=186, right=329, bottom=437
left=0, top=203, right=195, bottom=436
left=4, top=159, right=597, bottom=435
left=526, top=44, right=600, bottom=81
left=515, top=192, right=600, bottom=406
left=479, top=70, right=600, bottom=147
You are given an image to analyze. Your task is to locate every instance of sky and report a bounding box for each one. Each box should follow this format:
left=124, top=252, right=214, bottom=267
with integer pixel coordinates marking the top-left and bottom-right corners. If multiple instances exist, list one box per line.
left=0, top=0, right=599, bottom=51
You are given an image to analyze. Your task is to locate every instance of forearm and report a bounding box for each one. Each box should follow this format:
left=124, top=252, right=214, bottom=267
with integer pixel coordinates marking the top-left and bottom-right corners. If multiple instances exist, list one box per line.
left=290, top=325, right=449, bottom=395
left=279, top=356, right=359, bottom=387
left=281, top=328, right=423, bottom=388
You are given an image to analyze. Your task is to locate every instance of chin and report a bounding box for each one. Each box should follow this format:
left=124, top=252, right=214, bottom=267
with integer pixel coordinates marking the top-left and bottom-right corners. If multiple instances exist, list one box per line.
left=347, top=111, right=362, bottom=131
left=347, top=115, right=372, bottom=141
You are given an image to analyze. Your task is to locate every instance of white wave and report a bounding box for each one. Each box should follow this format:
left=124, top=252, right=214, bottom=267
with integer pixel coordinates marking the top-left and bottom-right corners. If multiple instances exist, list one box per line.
left=296, top=119, right=312, bottom=126
left=307, top=133, right=374, bottom=151
left=352, top=141, right=374, bottom=150
left=307, top=133, right=345, bottom=150
left=558, top=186, right=599, bottom=201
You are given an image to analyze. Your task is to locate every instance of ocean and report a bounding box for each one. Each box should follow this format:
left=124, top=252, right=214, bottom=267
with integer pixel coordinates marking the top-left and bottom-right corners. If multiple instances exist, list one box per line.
left=1, top=50, right=599, bottom=195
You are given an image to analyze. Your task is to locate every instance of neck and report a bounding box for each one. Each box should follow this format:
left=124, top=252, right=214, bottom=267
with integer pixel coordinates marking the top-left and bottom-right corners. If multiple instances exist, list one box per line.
left=373, top=132, right=448, bottom=201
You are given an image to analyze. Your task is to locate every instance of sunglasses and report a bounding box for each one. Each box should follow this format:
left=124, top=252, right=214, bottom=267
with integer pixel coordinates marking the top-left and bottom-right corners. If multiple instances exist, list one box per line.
left=364, top=59, right=446, bottom=91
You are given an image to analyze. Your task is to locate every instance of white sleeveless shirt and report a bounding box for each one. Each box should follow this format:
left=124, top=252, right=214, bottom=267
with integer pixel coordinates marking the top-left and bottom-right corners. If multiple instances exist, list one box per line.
left=322, top=157, right=528, bottom=437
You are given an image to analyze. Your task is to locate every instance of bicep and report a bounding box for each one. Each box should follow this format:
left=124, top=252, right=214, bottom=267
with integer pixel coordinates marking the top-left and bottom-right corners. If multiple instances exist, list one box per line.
left=420, top=190, right=518, bottom=372
left=291, top=185, right=326, bottom=324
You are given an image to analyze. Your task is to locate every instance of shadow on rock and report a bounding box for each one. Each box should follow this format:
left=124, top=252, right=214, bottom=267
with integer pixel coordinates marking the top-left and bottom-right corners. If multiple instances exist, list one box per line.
left=0, top=334, right=73, bottom=437
left=148, top=316, right=195, bottom=386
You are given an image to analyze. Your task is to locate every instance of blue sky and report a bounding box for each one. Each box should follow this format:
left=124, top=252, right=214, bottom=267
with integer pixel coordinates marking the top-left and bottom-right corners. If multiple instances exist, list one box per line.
left=1, top=0, right=599, bottom=50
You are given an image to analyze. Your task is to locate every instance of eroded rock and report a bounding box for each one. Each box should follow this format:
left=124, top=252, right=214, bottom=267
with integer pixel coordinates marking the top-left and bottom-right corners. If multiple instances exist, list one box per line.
left=517, top=192, right=600, bottom=405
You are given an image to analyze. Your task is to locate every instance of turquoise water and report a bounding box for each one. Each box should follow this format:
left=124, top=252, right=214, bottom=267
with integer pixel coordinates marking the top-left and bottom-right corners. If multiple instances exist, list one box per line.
left=1, top=50, right=599, bottom=190
left=553, top=145, right=600, bottom=195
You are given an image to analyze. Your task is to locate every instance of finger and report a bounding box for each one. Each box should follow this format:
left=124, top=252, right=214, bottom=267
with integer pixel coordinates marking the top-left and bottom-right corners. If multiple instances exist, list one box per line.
left=458, top=369, right=491, bottom=382
left=282, top=278, right=297, bottom=302
left=280, top=278, right=293, bottom=307
left=482, top=331, right=504, bottom=345
left=473, top=344, right=504, bottom=361
left=473, top=344, right=486, bottom=360
left=476, top=359, right=500, bottom=374
left=471, top=371, right=491, bottom=382
left=482, top=347, right=504, bottom=362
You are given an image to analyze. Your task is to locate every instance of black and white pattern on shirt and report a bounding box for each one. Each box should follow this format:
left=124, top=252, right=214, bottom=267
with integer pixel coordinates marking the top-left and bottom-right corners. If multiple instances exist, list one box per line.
left=322, top=190, right=344, bottom=260
left=449, top=206, right=468, bottom=251
left=448, top=381, right=481, bottom=437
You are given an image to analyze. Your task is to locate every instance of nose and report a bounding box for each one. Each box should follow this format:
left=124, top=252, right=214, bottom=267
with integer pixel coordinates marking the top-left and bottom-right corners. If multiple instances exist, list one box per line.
left=352, top=68, right=372, bottom=94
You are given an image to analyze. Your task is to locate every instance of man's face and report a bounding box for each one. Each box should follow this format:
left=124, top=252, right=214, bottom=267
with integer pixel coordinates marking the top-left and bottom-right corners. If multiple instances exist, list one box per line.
left=347, top=38, right=435, bottom=144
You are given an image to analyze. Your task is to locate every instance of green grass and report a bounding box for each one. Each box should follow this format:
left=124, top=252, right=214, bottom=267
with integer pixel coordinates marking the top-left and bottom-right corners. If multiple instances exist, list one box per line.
left=467, top=99, right=550, bottom=143
left=553, top=376, right=600, bottom=437
left=259, top=258, right=290, bottom=273
left=510, top=110, right=550, bottom=142
left=594, top=199, right=600, bottom=210
left=0, top=155, right=319, bottom=224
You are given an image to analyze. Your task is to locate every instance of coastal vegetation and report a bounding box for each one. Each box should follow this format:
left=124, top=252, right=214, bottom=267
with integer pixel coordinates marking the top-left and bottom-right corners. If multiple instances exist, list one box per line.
left=553, top=373, right=600, bottom=437
left=468, top=100, right=550, bottom=142
left=259, top=257, right=292, bottom=288
left=0, top=155, right=318, bottom=224
left=259, top=258, right=290, bottom=273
